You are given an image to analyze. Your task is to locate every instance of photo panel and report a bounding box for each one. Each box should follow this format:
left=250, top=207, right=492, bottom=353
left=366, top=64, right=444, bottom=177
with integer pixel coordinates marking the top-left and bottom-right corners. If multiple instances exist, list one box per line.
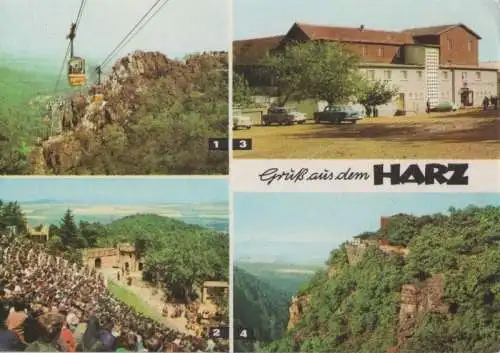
left=232, top=192, right=500, bottom=353
left=0, top=177, right=230, bottom=352
left=0, top=0, right=229, bottom=175
left=232, top=0, right=499, bottom=160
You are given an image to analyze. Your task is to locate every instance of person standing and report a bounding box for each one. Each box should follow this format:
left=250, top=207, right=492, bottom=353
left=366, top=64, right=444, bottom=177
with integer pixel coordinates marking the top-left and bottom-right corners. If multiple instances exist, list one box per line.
left=483, top=96, right=490, bottom=110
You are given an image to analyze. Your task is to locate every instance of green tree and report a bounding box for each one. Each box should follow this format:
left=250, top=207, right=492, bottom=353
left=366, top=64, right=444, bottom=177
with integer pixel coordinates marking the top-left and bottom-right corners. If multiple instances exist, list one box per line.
left=0, top=200, right=26, bottom=234
left=259, top=41, right=361, bottom=106
left=233, top=73, right=254, bottom=107
left=79, top=221, right=106, bottom=248
left=58, top=209, right=81, bottom=248
left=357, top=79, right=398, bottom=117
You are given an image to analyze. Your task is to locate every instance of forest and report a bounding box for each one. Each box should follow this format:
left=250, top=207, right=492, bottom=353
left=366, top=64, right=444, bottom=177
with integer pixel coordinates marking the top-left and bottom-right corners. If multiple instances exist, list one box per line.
left=0, top=52, right=228, bottom=175
left=0, top=200, right=229, bottom=310
left=233, top=266, right=291, bottom=353
left=240, top=205, right=500, bottom=353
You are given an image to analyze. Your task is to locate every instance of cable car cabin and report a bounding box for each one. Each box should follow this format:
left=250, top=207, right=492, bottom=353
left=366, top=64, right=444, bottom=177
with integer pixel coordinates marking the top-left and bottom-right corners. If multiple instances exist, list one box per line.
left=92, top=93, right=104, bottom=103
left=67, top=57, right=87, bottom=87
left=90, top=85, right=104, bottom=103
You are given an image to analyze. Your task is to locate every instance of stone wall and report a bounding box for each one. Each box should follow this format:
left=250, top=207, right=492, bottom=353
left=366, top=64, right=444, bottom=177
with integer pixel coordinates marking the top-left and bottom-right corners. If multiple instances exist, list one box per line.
left=345, top=243, right=368, bottom=265
left=81, top=244, right=141, bottom=272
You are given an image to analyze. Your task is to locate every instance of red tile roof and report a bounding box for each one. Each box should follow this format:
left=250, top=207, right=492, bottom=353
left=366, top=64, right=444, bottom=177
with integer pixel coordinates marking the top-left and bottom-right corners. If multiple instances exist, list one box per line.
left=232, top=22, right=482, bottom=65
left=402, top=23, right=481, bottom=39
left=293, top=22, right=414, bottom=45
left=233, top=35, right=283, bottom=65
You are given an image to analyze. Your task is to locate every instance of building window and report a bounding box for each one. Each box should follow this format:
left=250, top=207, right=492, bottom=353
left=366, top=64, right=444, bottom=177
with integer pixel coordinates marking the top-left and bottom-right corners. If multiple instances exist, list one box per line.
left=378, top=47, right=384, bottom=57
left=362, top=46, right=367, bottom=56
left=367, top=70, right=375, bottom=80
left=384, top=70, right=392, bottom=80
left=462, top=72, right=467, bottom=80
left=396, top=48, right=401, bottom=58
left=401, top=70, right=408, bottom=80
left=447, top=38, right=453, bottom=50
left=468, top=40, right=472, bottom=52
left=417, top=71, right=423, bottom=79
left=475, top=71, right=481, bottom=81
left=442, top=71, right=449, bottom=80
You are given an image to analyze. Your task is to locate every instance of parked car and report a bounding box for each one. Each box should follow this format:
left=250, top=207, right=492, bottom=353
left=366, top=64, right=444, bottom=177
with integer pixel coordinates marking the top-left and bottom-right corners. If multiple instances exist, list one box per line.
left=233, top=111, right=252, bottom=130
left=262, top=106, right=307, bottom=126
left=313, top=105, right=364, bottom=124
left=431, top=101, right=459, bottom=112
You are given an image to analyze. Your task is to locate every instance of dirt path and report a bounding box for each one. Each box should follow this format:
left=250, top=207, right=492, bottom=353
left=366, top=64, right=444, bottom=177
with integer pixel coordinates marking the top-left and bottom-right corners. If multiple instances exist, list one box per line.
left=234, top=109, right=500, bottom=159
left=99, top=268, right=192, bottom=335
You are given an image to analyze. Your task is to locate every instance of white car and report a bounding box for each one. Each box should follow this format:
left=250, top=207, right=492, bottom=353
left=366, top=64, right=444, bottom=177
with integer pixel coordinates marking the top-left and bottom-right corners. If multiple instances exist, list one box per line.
left=233, top=112, right=252, bottom=130
left=262, top=107, right=307, bottom=126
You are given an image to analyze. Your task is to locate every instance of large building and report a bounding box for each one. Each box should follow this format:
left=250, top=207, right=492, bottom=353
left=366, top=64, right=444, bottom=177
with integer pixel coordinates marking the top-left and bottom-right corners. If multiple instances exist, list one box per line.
left=480, top=61, right=500, bottom=98
left=234, top=22, right=498, bottom=115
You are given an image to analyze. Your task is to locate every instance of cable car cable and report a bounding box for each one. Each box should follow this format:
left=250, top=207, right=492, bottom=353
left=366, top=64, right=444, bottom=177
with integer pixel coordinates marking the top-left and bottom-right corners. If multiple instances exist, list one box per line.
left=99, top=0, right=168, bottom=69
left=75, top=0, right=87, bottom=28
left=53, top=43, right=71, bottom=93
left=101, top=0, right=171, bottom=68
left=47, top=0, right=88, bottom=138
left=99, top=0, right=164, bottom=68
left=53, top=0, right=87, bottom=93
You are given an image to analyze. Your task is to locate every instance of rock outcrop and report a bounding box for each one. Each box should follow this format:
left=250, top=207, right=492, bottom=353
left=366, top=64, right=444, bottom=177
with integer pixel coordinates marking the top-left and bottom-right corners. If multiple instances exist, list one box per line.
left=30, top=50, right=228, bottom=174
left=388, top=274, right=449, bottom=352
left=287, top=294, right=311, bottom=331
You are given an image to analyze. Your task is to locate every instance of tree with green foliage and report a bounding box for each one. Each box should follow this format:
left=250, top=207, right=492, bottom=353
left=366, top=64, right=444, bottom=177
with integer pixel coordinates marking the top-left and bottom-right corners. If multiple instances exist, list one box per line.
left=79, top=220, right=106, bottom=248
left=233, top=72, right=254, bottom=107
left=58, top=209, right=82, bottom=248
left=259, top=41, right=361, bottom=106
left=357, top=79, right=398, bottom=117
left=0, top=200, right=26, bottom=234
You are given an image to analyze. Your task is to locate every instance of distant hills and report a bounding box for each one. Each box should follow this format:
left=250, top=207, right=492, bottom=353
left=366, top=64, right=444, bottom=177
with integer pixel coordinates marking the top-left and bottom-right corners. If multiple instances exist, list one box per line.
left=232, top=261, right=319, bottom=352
left=0, top=54, right=67, bottom=73
left=233, top=266, right=291, bottom=353
left=20, top=201, right=228, bottom=233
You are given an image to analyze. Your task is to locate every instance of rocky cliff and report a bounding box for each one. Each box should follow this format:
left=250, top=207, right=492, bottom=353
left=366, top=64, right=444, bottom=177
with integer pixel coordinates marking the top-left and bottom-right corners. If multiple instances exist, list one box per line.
left=286, top=294, right=311, bottom=331
left=31, top=50, right=228, bottom=174
left=388, top=275, right=449, bottom=353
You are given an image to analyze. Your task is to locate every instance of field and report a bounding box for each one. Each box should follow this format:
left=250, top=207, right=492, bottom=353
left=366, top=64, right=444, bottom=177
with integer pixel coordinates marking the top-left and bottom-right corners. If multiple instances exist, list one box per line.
left=234, top=108, right=499, bottom=159
left=20, top=201, right=228, bottom=231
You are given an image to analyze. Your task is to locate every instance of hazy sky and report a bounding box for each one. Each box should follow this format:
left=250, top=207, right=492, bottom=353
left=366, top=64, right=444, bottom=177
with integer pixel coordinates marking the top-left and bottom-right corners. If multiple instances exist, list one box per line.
left=234, top=193, right=500, bottom=264
left=0, top=178, right=228, bottom=204
left=0, top=0, right=229, bottom=65
left=234, top=0, right=500, bottom=61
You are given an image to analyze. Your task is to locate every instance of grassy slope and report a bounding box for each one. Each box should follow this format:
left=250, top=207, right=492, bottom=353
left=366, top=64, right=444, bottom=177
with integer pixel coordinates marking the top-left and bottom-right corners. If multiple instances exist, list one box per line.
left=107, top=280, right=162, bottom=321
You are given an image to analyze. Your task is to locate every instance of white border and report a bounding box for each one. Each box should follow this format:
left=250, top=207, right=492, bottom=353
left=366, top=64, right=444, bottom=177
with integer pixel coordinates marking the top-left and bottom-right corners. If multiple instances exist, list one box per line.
left=227, top=0, right=235, bottom=347
left=231, top=159, right=500, bottom=192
